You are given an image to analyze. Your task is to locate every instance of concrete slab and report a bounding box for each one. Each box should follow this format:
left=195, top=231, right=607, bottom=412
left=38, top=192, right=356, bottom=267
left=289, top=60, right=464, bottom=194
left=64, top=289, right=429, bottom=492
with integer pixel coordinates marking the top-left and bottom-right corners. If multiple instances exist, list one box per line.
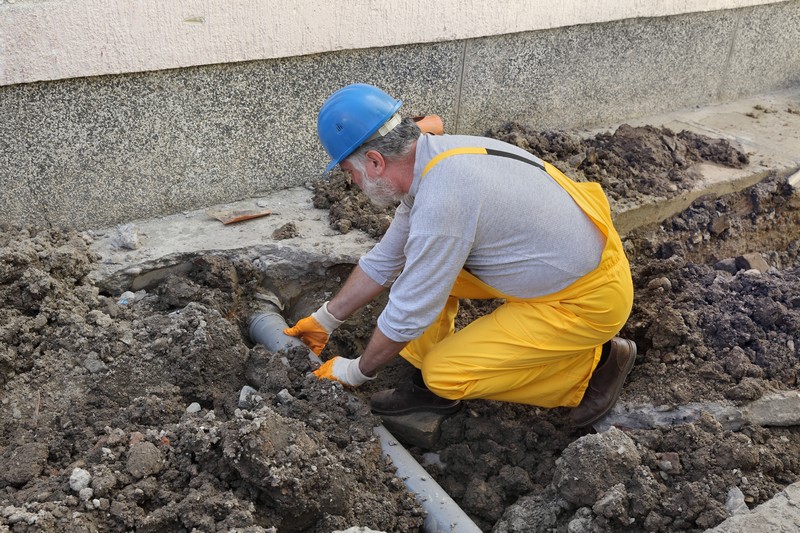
left=88, top=186, right=377, bottom=294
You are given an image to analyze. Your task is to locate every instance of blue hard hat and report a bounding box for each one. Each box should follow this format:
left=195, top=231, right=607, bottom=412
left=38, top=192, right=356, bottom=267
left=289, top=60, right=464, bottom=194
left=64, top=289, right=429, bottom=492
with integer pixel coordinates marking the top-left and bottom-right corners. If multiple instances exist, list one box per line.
left=317, top=83, right=403, bottom=172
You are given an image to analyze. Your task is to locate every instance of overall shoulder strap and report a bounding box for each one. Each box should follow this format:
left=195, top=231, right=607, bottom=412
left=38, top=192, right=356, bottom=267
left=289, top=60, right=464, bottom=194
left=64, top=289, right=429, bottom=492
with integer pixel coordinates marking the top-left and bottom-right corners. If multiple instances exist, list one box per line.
left=421, top=147, right=545, bottom=179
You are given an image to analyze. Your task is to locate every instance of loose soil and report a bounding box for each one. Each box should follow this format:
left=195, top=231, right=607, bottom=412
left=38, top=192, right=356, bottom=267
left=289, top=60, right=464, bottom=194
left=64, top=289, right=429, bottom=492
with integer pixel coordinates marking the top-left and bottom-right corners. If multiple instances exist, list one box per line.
left=1, top=123, right=799, bottom=532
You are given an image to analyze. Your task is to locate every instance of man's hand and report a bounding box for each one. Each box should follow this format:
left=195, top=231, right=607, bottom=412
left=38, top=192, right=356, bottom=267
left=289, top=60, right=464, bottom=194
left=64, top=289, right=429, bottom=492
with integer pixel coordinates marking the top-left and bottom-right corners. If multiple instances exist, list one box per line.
left=313, top=356, right=376, bottom=387
left=284, top=301, right=344, bottom=355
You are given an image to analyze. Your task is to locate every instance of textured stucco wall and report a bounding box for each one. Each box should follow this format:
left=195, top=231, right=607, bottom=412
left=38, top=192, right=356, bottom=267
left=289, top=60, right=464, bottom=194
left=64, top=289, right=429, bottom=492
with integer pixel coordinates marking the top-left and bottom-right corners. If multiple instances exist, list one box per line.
left=0, top=0, right=785, bottom=86
left=1, top=1, right=798, bottom=230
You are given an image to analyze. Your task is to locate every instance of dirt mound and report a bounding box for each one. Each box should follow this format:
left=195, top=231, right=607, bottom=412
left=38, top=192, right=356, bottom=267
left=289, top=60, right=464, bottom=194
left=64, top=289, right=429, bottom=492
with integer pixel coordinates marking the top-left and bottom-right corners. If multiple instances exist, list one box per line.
left=487, top=123, right=749, bottom=206
left=0, top=229, right=422, bottom=532
left=312, top=172, right=395, bottom=238
left=316, top=124, right=749, bottom=236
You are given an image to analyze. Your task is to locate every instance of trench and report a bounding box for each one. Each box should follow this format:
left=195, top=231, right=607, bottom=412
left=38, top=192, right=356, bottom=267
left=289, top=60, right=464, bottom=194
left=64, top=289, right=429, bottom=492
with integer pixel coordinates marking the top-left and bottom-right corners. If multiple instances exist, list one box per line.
left=243, top=168, right=800, bottom=532
left=233, top=167, right=800, bottom=531
left=2, top=120, right=799, bottom=532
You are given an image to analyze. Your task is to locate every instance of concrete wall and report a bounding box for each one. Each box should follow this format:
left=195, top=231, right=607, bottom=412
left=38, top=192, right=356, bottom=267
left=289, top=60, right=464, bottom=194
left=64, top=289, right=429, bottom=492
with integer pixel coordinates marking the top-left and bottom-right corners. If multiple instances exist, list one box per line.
left=1, top=1, right=799, bottom=230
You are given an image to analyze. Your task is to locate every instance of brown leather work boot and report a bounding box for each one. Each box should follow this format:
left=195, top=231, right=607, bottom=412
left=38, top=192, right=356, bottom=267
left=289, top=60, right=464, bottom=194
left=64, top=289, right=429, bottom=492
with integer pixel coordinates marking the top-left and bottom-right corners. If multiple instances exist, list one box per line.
left=370, top=370, right=461, bottom=416
left=570, top=337, right=637, bottom=427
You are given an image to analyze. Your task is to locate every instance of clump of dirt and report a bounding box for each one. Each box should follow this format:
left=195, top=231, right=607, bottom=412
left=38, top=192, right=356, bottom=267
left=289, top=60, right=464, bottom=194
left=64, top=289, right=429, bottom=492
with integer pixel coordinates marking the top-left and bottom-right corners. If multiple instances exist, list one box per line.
left=272, top=222, right=301, bottom=240
left=0, top=227, right=423, bottom=532
left=487, top=123, right=749, bottom=207
left=312, top=171, right=394, bottom=237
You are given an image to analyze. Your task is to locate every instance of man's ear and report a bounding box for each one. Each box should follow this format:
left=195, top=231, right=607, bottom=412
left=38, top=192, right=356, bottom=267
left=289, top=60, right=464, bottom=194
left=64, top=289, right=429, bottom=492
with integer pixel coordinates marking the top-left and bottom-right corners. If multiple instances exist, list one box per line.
left=365, top=150, right=386, bottom=175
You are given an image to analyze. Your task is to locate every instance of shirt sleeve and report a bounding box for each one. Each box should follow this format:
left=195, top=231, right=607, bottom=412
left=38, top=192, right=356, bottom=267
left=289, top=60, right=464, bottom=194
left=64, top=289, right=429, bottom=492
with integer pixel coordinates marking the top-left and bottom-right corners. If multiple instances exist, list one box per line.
left=377, top=233, right=472, bottom=342
left=376, top=182, right=479, bottom=342
left=358, top=198, right=411, bottom=287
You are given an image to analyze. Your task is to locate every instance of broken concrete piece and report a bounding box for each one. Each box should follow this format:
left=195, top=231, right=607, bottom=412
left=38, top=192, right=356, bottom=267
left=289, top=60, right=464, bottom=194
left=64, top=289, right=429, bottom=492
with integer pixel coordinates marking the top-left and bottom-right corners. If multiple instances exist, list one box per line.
left=707, top=482, right=800, bottom=532
left=377, top=411, right=447, bottom=450
left=741, top=390, right=800, bottom=427
left=735, top=253, right=770, bottom=273
left=593, top=402, right=745, bottom=432
left=597, top=391, right=800, bottom=433
left=788, top=170, right=800, bottom=191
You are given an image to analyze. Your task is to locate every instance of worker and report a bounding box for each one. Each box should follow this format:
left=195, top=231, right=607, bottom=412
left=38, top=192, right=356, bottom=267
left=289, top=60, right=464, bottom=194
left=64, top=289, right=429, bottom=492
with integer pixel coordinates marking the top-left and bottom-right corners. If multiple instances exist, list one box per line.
left=285, top=83, right=636, bottom=427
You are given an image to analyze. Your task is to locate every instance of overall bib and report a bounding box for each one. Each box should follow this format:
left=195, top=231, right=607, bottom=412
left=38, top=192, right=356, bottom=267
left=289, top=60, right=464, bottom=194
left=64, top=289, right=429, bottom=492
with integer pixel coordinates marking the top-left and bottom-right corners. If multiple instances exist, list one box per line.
left=399, top=150, right=634, bottom=408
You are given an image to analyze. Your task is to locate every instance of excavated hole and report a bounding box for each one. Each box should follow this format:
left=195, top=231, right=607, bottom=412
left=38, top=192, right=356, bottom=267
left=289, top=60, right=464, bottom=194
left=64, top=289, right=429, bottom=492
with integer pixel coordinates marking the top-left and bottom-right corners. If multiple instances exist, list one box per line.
left=0, top=123, right=798, bottom=532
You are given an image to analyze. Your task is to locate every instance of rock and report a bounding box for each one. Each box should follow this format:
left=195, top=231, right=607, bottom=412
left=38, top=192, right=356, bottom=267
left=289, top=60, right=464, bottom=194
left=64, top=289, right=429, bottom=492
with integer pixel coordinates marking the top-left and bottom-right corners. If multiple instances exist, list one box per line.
left=377, top=411, right=446, bottom=450
left=714, top=258, right=738, bottom=274
left=238, top=385, right=262, bottom=409
left=725, top=487, right=749, bottom=516
left=69, top=468, right=92, bottom=492
left=83, top=352, right=108, bottom=373
left=646, top=276, right=672, bottom=291
left=656, top=452, right=682, bottom=474
left=553, top=427, right=641, bottom=506
left=186, top=402, right=202, bottom=413
left=592, top=483, right=629, bottom=522
left=272, top=222, right=300, bottom=240
left=709, top=215, right=731, bottom=236
left=111, top=223, right=140, bottom=250
left=567, top=507, right=595, bottom=533
left=276, top=388, right=294, bottom=404
left=126, top=442, right=163, bottom=479
left=493, top=493, right=561, bottom=533
left=742, top=391, right=800, bottom=427
left=788, top=170, right=800, bottom=191
left=735, top=253, right=770, bottom=273
left=89, top=465, right=117, bottom=497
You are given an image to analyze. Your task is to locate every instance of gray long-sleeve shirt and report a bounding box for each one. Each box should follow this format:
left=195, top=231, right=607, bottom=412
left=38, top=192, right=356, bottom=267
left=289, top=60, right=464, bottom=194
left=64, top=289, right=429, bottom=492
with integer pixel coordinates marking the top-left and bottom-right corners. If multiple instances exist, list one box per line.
left=359, top=134, right=606, bottom=343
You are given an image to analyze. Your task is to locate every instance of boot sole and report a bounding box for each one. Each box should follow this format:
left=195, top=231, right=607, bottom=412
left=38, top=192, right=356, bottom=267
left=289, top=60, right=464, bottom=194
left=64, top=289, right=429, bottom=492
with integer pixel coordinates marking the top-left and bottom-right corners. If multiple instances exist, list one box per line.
left=573, top=339, right=638, bottom=427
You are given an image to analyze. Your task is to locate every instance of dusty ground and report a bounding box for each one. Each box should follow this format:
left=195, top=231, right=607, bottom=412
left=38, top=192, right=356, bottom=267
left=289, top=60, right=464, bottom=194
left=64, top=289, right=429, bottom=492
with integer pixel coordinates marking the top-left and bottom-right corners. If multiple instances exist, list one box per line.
left=1, top=122, right=798, bottom=532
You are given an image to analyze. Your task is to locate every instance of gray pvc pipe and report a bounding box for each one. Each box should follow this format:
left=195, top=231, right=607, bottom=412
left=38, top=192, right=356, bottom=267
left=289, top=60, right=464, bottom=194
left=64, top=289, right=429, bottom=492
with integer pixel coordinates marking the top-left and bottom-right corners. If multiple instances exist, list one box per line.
left=248, top=304, right=320, bottom=365
left=374, top=425, right=482, bottom=533
left=247, top=305, right=482, bottom=533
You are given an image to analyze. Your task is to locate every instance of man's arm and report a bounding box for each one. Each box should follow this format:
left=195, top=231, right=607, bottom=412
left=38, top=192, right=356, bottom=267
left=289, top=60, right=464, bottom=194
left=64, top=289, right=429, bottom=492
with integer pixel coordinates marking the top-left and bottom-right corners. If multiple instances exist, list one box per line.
left=357, top=327, right=408, bottom=377
left=326, top=264, right=408, bottom=378
left=326, top=264, right=387, bottom=321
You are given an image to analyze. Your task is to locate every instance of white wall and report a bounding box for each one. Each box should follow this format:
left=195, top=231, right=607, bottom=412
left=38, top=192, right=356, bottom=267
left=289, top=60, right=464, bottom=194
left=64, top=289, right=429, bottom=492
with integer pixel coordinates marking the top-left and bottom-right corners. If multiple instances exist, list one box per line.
left=0, top=0, right=785, bottom=86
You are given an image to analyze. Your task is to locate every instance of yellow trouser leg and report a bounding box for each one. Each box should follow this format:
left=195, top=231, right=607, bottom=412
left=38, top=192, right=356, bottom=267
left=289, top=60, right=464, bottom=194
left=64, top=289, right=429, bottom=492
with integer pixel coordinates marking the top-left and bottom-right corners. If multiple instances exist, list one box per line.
left=400, top=295, right=459, bottom=368
left=398, top=230, right=633, bottom=408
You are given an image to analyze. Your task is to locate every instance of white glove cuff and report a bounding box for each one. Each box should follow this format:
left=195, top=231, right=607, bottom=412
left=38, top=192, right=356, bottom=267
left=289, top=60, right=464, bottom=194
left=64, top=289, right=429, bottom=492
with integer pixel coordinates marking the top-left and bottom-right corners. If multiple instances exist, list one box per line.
left=312, top=301, right=345, bottom=333
left=344, top=356, right=377, bottom=386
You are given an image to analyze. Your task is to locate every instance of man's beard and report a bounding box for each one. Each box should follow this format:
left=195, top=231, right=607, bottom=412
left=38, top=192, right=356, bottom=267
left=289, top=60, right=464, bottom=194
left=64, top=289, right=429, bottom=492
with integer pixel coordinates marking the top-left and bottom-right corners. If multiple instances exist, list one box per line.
left=360, top=174, right=404, bottom=208
left=350, top=158, right=404, bottom=208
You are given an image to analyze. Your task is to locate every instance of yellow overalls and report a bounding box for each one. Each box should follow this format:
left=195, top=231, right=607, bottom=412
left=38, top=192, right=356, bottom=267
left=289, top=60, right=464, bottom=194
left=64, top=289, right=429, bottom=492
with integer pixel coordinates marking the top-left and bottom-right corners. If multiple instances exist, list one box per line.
left=399, top=149, right=634, bottom=408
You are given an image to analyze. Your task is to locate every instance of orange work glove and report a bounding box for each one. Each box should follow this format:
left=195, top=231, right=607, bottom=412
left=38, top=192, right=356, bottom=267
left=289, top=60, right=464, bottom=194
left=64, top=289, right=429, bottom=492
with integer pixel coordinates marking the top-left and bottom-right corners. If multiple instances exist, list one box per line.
left=283, top=301, right=344, bottom=355
left=313, top=356, right=375, bottom=387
